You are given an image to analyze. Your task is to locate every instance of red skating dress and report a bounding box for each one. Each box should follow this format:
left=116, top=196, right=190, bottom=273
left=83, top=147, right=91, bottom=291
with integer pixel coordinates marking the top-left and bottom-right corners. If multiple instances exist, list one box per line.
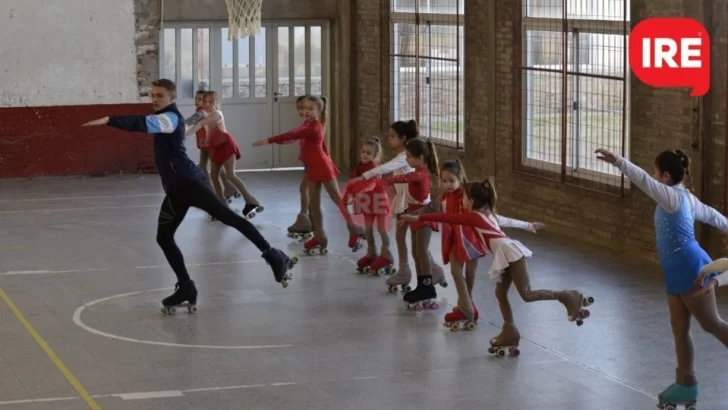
left=379, top=167, right=438, bottom=232
left=192, top=108, right=211, bottom=154
left=418, top=211, right=534, bottom=282
left=349, top=161, right=390, bottom=217
left=206, top=111, right=241, bottom=165
left=267, top=120, right=339, bottom=182
left=439, top=188, right=486, bottom=265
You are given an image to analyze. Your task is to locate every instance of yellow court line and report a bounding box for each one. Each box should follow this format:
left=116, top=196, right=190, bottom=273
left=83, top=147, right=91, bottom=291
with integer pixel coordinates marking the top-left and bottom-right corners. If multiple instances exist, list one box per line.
left=0, top=288, right=101, bottom=410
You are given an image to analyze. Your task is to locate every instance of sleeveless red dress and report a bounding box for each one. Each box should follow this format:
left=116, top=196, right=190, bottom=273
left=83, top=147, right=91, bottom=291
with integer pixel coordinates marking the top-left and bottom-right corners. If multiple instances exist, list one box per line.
left=379, top=167, right=439, bottom=232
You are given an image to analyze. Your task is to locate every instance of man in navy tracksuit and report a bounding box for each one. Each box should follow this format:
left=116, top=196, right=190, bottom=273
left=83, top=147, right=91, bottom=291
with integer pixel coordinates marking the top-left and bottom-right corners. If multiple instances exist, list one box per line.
left=83, top=79, right=294, bottom=311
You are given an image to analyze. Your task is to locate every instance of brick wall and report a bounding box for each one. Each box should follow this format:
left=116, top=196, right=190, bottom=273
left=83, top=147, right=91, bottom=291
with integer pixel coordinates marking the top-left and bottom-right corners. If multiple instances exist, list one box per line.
left=352, top=0, right=728, bottom=260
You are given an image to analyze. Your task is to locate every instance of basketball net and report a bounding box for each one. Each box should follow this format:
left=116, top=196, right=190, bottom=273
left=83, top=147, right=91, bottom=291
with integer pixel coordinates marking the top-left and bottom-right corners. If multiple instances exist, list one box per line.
left=225, top=0, right=263, bottom=39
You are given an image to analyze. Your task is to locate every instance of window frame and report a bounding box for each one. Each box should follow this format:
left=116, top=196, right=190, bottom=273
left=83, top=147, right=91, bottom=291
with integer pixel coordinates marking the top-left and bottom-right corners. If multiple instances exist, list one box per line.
left=518, top=0, right=631, bottom=191
left=390, top=1, right=465, bottom=149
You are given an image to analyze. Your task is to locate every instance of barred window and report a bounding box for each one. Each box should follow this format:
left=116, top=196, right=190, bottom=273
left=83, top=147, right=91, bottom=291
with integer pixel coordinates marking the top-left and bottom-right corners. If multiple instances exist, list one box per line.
left=391, top=0, right=464, bottom=148
left=521, top=0, right=631, bottom=189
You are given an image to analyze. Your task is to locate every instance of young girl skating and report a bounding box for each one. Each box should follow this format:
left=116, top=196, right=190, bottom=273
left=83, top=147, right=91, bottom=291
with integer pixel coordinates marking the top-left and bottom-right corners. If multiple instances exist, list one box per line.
left=402, top=179, right=592, bottom=356
left=351, top=120, right=439, bottom=290
left=187, top=90, right=238, bottom=202
left=185, top=91, right=263, bottom=219
left=373, top=138, right=447, bottom=309
left=252, top=95, right=364, bottom=253
left=596, top=148, right=728, bottom=410
left=287, top=95, right=315, bottom=239
left=435, top=159, right=486, bottom=330
left=347, top=138, right=394, bottom=275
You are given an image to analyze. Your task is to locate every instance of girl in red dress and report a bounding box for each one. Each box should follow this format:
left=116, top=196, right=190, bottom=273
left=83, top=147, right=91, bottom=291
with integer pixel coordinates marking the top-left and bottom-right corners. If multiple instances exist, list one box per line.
left=347, top=138, right=394, bottom=275
left=375, top=138, right=448, bottom=309
left=185, top=91, right=263, bottom=219
left=187, top=90, right=239, bottom=203
left=253, top=95, right=364, bottom=253
left=436, top=159, right=486, bottom=330
left=402, top=180, right=592, bottom=357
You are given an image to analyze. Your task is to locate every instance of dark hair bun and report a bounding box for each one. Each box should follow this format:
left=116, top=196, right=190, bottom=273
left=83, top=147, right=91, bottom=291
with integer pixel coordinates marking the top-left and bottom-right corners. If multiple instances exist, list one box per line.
left=674, top=149, right=690, bottom=168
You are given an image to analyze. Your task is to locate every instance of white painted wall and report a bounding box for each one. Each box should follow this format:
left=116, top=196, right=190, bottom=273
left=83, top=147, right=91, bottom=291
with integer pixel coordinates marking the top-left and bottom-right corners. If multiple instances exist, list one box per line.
left=0, top=0, right=139, bottom=107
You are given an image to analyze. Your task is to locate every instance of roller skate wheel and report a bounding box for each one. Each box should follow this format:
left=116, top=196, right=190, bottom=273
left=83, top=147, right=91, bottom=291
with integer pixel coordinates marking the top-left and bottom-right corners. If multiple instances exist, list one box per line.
left=281, top=281, right=289, bottom=288
left=440, top=281, right=448, bottom=288
left=431, top=302, right=440, bottom=309
left=376, top=269, right=385, bottom=277
left=414, top=304, right=423, bottom=312
left=576, top=319, right=584, bottom=326
left=161, top=306, right=176, bottom=315
left=487, top=346, right=495, bottom=354
left=496, top=348, right=506, bottom=357
left=304, top=249, right=313, bottom=255
left=449, top=323, right=459, bottom=332
left=663, top=405, right=676, bottom=410
left=443, top=322, right=450, bottom=328
left=389, top=268, right=396, bottom=275
left=510, top=348, right=520, bottom=357
left=188, top=305, right=198, bottom=313
left=246, top=211, right=257, bottom=219
left=363, top=267, right=371, bottom=274
left=581, top=309, right=590, bottom=318
left=584, top=296, right=595, bottom=306
left=321, top=248, right=329, bottom=255
left=290, top=256, right=299, bottom=264
left=686, top=404, right=696, bottom=410
left=466, top=322, right=476, bottom=330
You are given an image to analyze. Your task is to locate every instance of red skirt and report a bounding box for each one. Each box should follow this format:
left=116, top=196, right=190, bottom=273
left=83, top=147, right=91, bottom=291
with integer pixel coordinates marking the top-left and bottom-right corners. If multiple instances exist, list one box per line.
left=209, top=130, right=241, bottom=164
left=302, top=153, right=340, bottom=182
left=441, top=223, right=485, bottom=264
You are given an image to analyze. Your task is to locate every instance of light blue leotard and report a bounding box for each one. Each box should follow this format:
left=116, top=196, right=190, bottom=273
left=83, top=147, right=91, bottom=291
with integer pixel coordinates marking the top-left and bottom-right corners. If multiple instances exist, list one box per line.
left=612, top=156, right=728, bottom=295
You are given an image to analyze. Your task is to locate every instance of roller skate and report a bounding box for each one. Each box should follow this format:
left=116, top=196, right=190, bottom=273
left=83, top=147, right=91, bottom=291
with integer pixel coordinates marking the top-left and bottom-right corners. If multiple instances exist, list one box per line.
left=403, top=276, right=440, bottom=311
left=443, top=304, right=479, bottom=332
left=559, top=290, right=594, bottom=326
left=430, top=263, right=448, bottom=288
left=368, top=255, right=395, bottom=276
left=386, top=265, right=412, bottom=293
left=488, top=323, right=521, bottom=358
left=356, top=255, right=377, bottom=274
left=657, top=383, right=698, bottom=410
left=262, top=247, right=296, bottom=288
left=287, top=214, right=314, bottom=240
left=242, top=203, right=265, bottom=219
left=303, top=237, right=328, bottom=255
left=161, top=280, right=198, bottom=314
left=347, top=230, right=365, bottom=252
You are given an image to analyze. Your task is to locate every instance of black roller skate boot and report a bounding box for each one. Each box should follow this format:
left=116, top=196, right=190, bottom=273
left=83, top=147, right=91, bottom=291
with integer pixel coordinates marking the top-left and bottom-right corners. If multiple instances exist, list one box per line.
left=242, top=203, right=265, bottom=219
left=403, top=275, right=440, bottom=311
left=161, top=280, right=198, bottom=314
left=262, top=247, right=297, bottom=288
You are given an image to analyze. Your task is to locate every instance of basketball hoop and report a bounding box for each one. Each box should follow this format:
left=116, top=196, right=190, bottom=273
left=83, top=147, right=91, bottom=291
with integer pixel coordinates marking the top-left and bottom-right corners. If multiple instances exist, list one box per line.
left=225, top=0, right=263, bottom=39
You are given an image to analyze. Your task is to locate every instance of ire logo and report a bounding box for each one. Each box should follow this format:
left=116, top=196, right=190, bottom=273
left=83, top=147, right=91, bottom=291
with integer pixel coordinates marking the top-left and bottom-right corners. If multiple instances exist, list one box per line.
left=629, top=18, right=710, bottom=96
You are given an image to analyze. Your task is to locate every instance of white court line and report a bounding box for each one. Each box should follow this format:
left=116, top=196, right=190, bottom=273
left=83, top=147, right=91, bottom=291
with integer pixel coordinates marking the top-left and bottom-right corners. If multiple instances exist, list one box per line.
left=72, top=288, right=292, bottom=350
left=135, top=260, right=262, bottom=269
left=0, top=204, right=160, bottom=215
left=0, top=193, right=163, bottom=203
left=0, top=268, right=107, bottom=276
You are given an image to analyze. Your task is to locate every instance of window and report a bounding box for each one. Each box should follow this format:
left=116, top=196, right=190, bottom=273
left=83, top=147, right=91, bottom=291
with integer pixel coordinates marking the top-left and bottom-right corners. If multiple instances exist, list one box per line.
left=390, top=0, right=464, bottom=148
left=521, top=0, right=631, bottom=189
left=160, top=27, right=210, bottom=100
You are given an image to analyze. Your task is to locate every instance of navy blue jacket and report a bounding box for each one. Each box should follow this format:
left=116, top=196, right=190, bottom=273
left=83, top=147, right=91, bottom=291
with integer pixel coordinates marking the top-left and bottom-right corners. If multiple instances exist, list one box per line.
left=108, top=103, right=205, bottom=191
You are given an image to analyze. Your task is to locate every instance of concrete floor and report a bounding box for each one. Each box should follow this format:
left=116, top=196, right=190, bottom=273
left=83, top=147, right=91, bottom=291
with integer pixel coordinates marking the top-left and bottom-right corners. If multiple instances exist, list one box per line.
left=0, top=171, right=727, bottom=410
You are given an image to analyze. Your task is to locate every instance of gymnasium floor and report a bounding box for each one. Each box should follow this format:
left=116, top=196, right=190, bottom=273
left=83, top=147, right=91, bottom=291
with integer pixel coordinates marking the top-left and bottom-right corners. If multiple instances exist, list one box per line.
left=0, top=171, right=726, bottom=410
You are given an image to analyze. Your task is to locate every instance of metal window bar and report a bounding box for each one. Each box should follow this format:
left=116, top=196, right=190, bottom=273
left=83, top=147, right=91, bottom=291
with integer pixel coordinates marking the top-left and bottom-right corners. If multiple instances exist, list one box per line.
left=518, top=0, right=630, bottom=195
left=390, top=0, right=463, bottom=148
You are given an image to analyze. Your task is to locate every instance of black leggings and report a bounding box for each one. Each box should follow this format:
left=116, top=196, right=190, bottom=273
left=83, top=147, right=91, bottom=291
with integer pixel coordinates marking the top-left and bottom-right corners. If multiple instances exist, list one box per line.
left=157, top=180, right=270, bottom=282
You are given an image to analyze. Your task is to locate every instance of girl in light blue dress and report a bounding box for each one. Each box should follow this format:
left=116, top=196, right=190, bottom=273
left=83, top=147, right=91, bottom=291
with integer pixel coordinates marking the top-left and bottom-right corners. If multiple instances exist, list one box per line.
left=596, top=148, right=728, bottom=410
